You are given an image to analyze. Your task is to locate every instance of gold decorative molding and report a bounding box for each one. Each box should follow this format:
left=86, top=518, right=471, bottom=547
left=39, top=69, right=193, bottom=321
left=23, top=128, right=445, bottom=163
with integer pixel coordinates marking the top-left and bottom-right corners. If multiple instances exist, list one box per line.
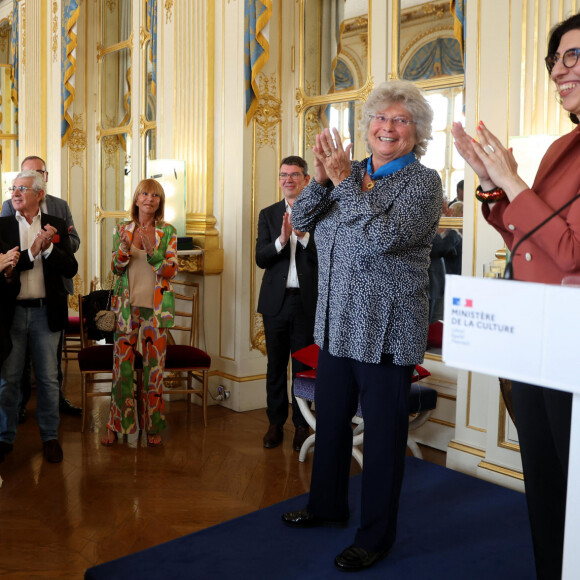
left=177, top=253, right=204, bottom=275
left=101, top=135, right=120, bottom=169
left=0, top=18, right=11, bottom=54
left=295, top=76, right=374, bottom=115
left=68, top=113, right=87, bottom=167
left=164, top=0, right=173, bottom=23
left=139, top=114, right=155, bottom=137
left=254, top=73, right=281, bottom=150
left=399, top=26, right=454, bottom=61
left=68, top=274, right=84, bottom=311
left=400, top=0, right=448, bottom=25
left=478, top=460, right=524, bottom=481
left=51, top=1, right=58, bottom=62
left=448, top=440, right=486, bottom=458
left=139, top=25, right=151, bottom=49
left=251, top=312, right=267, bottom=355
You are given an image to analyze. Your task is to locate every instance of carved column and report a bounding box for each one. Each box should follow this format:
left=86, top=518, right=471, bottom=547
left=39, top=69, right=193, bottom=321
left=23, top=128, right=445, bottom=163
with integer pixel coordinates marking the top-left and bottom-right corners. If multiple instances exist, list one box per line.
left=171, top=0, right=223, bottom=274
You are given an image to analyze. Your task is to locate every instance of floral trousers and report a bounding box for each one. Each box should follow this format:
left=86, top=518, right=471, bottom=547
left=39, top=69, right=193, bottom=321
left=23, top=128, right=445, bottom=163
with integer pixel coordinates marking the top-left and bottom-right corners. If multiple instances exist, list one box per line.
left=107, top=306, right=168, bottom=435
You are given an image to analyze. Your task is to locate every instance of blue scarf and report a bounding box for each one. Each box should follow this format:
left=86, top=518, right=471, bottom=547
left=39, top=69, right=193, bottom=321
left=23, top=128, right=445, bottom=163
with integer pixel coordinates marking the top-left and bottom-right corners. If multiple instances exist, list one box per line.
left=366, top=152, right=416, bottom=181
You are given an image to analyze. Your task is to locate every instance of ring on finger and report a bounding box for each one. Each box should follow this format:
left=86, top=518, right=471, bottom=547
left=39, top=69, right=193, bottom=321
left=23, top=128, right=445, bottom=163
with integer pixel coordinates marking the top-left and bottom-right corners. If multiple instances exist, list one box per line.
left=325, top=152, right=332, bottom=158
left=483, top=144, right=494, bottom=154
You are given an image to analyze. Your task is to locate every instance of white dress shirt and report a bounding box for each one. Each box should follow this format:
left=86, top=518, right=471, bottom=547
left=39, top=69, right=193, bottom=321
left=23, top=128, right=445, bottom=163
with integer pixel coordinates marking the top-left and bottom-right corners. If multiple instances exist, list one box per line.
left=15, top=210, right=53, bottom=299
left=274, top=202, right=310, bottom=289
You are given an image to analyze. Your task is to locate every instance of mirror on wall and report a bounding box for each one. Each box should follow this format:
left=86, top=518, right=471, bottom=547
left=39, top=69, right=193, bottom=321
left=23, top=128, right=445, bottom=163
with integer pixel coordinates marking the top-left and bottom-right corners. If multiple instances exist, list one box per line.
left=398, top=0, right=464, bottom=83
left=301, top=0, right=370, bottom=98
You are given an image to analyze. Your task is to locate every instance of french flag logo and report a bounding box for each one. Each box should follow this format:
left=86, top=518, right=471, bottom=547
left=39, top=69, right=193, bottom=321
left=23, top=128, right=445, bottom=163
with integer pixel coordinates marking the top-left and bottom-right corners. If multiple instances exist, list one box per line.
left=453, top=297, right=473, bottom=307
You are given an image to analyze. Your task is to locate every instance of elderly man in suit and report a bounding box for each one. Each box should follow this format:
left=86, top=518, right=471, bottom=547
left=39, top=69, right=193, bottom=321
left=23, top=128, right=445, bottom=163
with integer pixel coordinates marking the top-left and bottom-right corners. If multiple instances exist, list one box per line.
left=0, top=170, right=78, bottom=463
left=1, top=156, right=81, bottom=420
left=256, top=156, right=318, bottom=451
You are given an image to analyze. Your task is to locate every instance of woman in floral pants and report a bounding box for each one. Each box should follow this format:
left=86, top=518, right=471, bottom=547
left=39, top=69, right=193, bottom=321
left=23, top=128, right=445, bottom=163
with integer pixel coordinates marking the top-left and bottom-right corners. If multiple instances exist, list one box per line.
left=101, top=179, right=177, bottom=447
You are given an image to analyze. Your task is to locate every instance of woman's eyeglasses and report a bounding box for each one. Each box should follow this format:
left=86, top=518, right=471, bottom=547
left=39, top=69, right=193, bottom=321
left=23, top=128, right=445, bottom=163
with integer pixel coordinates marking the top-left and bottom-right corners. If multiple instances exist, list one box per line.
left=545, top=47, right=580, bottom=73
left=368, top=114, right=415, bottom=127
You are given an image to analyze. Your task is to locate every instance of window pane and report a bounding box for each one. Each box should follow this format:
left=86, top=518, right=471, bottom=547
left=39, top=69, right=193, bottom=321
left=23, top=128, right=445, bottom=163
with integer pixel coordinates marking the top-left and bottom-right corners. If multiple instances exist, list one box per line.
left=101, top=48, right=132, bottom=129
left=101, top=0, right=132, bottom=47
left=100, top=133, right=132, bottom=212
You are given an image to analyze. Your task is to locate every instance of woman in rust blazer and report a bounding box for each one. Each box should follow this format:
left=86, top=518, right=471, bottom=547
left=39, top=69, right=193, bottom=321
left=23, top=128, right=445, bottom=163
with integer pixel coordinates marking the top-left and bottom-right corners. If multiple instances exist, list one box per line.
left=451, top=14, right=580, bottom=580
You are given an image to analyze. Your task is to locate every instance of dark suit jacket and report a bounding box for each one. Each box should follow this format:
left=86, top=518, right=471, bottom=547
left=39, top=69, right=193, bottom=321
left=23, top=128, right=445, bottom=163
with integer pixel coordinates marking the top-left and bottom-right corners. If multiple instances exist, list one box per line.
left=2, top=194, right=80, bottom=294
left=256, top=199, right=318, bottom=317
left=0, top=253, right=20, bottom=363
left=0, top=213, right=78, bottom=332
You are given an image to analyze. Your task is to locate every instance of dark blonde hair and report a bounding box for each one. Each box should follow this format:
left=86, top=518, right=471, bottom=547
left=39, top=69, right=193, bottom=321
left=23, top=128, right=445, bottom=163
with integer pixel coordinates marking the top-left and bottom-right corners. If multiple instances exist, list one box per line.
left=131, top=179, right=166, bottom=223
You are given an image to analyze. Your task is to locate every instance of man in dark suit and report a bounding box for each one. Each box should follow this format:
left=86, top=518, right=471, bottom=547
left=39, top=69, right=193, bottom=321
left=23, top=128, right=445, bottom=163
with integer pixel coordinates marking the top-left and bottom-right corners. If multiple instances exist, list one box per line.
left=0, top=170, right=78, bottom=464
left=1, top=155, right=82, bottom=419
left=256, top=156, right=318, bottom=451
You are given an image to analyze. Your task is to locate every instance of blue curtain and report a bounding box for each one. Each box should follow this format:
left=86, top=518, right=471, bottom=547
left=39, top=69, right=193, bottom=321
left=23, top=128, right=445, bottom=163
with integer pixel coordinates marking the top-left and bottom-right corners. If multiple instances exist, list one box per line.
left=147, top=0, right=157, bottom=97
left=244, top=0, right=272, bottom=125
left=403, top=38, right=464, bottom=81
left=451, top=0, right=466, bottom=66
left=10, top=0, right=18, bottom=116
left=61, top=0, right=80, bottom=145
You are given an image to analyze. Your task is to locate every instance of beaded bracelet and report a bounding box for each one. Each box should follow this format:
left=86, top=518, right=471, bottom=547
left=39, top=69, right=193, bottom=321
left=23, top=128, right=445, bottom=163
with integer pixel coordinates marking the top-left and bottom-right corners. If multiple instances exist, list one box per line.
left=475, top=185, right=507, bottom=203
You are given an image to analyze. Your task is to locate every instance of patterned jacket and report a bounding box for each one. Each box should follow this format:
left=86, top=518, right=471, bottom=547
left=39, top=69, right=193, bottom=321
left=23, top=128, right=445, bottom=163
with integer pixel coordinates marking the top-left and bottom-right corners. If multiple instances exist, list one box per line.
left=291, top=158, right=442, bottom=366
left=111, top=221, right=178, bottom=332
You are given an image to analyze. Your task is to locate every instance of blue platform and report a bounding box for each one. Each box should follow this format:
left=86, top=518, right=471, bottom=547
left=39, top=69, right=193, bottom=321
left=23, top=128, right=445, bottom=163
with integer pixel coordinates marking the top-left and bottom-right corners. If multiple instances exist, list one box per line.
left=85, top=457, right=534, bottom=579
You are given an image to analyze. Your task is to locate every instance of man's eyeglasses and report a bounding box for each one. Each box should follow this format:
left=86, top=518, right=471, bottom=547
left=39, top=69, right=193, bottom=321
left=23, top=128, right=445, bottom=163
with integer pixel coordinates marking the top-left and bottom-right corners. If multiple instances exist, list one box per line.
left=279, top=172, right=304, bottom=180
left=7, top=186, right=37, bottom=194
left=368, top=114, right=415, bottom=127
left=545, top=47, right=580, bottom=73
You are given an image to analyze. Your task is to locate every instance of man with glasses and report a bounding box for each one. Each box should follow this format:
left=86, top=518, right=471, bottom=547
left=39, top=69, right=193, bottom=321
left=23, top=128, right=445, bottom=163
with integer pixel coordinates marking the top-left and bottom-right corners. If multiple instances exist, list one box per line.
left=0, top=170, right=78, bottom=463
left=1, top=156, right=81, bottom=420
left=256, top=156, right=318, bottom=451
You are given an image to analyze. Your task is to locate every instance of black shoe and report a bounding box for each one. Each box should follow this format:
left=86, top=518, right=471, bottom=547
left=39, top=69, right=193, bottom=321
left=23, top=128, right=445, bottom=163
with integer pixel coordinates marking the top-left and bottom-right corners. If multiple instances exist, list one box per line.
left=59, top=397, right=82, bottom=416
left=334, top=545, right=392, bottom=572
left=263, top=424, right=283, bottom=448
left=292, top=425, right=310, bottom=451
left=43, top=439, right=63, bottom=463
left=282, top=507, right=348, bottom=529
left=0, top=441, right=14, bottom=463
left=18, top=407, right=27, bottom=424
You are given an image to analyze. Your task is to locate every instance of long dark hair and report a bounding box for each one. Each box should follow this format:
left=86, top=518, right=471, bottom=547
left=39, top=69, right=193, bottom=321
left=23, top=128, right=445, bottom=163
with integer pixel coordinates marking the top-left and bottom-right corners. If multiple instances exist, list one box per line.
left=547, top=13, right=580, bottom=124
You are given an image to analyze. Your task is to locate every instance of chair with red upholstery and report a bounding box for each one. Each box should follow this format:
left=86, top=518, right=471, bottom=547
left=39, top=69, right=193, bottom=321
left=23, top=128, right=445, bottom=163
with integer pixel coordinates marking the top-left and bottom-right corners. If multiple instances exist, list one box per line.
left=162, top=279, right=212, bottom=427
left=77, top=294, right=142, bottom=432
left=292, top=344, right=437, bottom=466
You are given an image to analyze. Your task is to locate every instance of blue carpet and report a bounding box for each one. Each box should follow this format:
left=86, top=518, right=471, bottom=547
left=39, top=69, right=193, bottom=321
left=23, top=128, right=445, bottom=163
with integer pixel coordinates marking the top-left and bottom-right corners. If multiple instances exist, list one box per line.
left=85, top=457, right=535, bottom=579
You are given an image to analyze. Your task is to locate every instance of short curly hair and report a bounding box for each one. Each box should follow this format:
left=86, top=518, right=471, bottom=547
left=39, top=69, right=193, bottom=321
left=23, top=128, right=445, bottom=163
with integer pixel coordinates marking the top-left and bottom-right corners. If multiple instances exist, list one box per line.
left=360, top=80, right=433, bottom=158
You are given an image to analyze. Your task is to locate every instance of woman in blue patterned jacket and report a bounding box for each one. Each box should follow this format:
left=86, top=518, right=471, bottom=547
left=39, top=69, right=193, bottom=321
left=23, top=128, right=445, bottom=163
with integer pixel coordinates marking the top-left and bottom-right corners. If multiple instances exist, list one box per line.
left=282, top=80, right=443, bottom=572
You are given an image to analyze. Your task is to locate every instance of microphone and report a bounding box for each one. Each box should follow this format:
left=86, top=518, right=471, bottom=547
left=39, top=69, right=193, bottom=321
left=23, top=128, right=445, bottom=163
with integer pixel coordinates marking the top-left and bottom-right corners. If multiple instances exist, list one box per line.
left=503, top=191, right=580, bottom=279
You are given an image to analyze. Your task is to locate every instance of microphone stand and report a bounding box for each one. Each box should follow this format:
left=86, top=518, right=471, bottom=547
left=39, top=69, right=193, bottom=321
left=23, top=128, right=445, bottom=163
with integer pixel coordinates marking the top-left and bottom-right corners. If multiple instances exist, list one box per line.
left=503, top=191, right=580, bottom=280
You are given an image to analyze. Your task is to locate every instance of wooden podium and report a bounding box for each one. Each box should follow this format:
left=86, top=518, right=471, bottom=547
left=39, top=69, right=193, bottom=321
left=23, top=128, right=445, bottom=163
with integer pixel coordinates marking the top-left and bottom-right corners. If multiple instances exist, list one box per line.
left=443, top=275, right=580, bottom=579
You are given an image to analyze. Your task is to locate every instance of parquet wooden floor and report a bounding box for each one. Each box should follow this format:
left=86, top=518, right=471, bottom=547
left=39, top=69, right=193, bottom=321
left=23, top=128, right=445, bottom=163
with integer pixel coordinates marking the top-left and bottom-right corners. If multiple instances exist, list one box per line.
left=0, top=360, right=443, bottom=579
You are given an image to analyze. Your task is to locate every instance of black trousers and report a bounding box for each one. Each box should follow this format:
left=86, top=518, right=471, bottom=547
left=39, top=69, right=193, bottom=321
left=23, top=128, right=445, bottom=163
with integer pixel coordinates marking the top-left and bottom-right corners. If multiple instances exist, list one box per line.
left=511, top=381, right=572, bottom=580
left=307, top=345, right=413, bottom=552
left=262, top=292, right=314, bottom=428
